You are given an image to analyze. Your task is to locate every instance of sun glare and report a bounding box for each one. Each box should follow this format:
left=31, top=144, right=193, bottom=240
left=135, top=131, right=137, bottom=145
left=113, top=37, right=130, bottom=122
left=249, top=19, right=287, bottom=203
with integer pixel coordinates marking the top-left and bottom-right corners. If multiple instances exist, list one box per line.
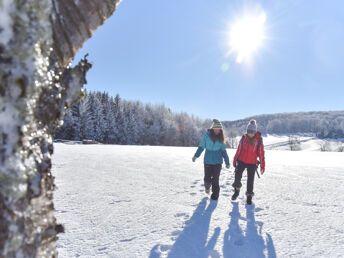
left=228, top=12, right=267, bottom=64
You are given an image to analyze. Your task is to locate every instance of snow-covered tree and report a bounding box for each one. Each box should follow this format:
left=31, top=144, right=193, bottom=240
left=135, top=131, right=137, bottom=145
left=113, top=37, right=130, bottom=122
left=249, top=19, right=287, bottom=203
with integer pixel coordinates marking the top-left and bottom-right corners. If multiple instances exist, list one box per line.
left=319, top=141, right=331, bottom=152
left=57, top=91, right=218, bottom=147
left=223, top=111, right=344, bottom=138
left=288, top=135, right=301, bottom=151
left=103, top=96, right=116, bottom=143
left=93, top=95, right=105, bottom=142
left=226, top=129, right=239, bottom=149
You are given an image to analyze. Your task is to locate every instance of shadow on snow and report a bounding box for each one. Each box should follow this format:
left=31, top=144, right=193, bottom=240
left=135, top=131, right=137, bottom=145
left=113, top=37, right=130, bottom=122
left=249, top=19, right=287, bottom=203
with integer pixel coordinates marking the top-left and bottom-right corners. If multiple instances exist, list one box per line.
left=149, top=199, right=276, bottom=258
left=150, top=197, right=220, bottom=258
left=223, top=202, right=277, bottom=258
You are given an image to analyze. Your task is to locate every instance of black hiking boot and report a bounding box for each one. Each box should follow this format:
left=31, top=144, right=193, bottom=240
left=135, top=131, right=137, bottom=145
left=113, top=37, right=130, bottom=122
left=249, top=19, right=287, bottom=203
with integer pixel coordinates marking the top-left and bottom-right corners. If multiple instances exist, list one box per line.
left=246, top=195, right=252, bottom=205
left=231, top=189, right=240, bottom=201
left=210, top=194, right=218, bottom=201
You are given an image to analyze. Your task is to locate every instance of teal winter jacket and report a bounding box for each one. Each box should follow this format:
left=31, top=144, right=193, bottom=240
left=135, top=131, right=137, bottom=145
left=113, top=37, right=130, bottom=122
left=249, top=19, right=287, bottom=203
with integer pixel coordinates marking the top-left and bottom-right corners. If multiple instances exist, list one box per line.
left=194, top=131, right=230, bottom=166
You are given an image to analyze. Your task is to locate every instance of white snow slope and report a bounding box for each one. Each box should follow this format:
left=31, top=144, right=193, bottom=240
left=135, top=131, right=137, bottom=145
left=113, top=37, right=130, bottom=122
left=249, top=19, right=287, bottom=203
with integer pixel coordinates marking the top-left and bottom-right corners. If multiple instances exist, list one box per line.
left=53, top=144, right=344, bottom=258
left=241, top=134, right=344, bottom=152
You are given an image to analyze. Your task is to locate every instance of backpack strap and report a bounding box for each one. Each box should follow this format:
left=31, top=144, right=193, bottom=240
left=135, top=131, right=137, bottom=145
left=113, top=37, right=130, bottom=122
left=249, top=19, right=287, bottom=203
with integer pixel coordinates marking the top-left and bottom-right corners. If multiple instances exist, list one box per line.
left=240, top=135, right=245, bottom=145
left=256, top=136, right=262, bottom=156
left=256, top=136, right=263, bottom=166
left=237, top=135, right=245, bottom=158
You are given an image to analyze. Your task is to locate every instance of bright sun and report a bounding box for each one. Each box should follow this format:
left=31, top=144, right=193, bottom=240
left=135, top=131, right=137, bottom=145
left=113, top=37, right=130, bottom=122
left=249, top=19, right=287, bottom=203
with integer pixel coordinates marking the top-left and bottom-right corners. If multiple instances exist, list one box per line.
left=228, top=12, right=267, bottom=64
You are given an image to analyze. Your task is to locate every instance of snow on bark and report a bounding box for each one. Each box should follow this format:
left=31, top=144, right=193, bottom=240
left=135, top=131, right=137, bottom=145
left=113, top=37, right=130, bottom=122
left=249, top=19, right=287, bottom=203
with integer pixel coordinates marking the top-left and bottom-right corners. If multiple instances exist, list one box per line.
left=0, top=0, right=120, bottom=257
left=0, top=0, right=14, bottom=45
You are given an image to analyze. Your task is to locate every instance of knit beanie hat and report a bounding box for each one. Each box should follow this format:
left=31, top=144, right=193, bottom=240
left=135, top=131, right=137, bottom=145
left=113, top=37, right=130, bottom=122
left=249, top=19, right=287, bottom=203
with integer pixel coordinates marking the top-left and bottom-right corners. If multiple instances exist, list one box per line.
left=210, top=119, right=223, bottom=129
left=246, top=119, right=257, bottom=134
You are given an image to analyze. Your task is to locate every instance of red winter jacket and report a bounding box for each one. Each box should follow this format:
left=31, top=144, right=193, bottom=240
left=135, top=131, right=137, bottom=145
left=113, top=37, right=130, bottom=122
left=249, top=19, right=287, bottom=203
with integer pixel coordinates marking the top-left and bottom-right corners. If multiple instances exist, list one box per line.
left=233, top=131, right=265, bottom=170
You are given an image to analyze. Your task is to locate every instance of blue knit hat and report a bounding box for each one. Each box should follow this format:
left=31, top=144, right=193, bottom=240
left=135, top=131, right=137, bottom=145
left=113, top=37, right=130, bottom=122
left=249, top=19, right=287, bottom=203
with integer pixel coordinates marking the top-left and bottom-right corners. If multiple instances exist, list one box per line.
left=247, top=119, right=257, bottom=134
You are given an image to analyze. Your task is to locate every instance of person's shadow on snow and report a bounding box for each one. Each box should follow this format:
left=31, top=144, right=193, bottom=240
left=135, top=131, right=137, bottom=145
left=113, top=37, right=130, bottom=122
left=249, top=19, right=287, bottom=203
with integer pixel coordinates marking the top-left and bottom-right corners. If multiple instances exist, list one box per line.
left=149, top=197, right=220, bottom=258
left=223, top=202, right=276, bottom=258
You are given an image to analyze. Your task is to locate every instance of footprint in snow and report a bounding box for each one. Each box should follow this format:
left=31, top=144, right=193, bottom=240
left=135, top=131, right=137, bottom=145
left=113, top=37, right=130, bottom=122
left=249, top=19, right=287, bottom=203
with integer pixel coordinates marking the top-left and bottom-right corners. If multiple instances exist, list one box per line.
left=190, top=192, right=197, bottom=196
left=149, top=244, right=172, bottom=257
left=302, top=202, right=317, bottom=207
left=160, top=244, right=172, bottom=252
left=55, top=210, right=67, bottom=214
left=208, top=249, right=221, bottom=258
left=120, top=237, right=137, bottom=242
left=171, top=230, right=182, bottom=236
left=110, top=200, right=131, bottom=204
left=175, top=213, right=189, bottom=218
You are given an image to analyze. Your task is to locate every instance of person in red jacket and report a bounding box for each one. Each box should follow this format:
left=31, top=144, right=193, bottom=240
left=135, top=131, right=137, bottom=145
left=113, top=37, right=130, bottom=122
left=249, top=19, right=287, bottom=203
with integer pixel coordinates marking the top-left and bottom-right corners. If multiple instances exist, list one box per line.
left=231, top=119, right=265, bottom=205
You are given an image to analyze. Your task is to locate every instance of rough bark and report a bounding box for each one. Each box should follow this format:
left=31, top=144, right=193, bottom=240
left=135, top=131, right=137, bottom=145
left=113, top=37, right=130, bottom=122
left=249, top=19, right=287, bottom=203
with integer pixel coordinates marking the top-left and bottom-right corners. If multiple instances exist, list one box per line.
left=0, top=0, right=120, bottom=257
left=51, top=0, right=120, bottom=66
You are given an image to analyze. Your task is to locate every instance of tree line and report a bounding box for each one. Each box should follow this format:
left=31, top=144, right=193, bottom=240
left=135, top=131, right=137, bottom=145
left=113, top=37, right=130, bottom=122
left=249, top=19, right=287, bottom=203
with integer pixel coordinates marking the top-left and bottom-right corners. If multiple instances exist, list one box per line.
left=57, top=92, right=344, bottom=146
left=56, top=91, right=211, bottom=146
left=223, top=111, right=344, bottom=138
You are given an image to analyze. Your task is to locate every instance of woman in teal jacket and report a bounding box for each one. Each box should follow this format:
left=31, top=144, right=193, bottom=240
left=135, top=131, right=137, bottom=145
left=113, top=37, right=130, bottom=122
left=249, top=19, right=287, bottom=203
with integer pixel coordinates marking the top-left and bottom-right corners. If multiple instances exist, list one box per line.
left=192, top=119, right=230, bottom=200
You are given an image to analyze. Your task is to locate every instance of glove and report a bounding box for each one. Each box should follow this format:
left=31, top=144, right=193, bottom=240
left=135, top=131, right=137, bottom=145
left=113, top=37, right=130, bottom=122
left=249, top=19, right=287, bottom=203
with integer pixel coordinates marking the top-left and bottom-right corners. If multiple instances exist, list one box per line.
left=226, top=164, right=230, bottom=169
left=260, top=167, right=265, bottom=175
left=192, top=156, right=197, bottom=162
left=233, top=160, right=237, bottom=168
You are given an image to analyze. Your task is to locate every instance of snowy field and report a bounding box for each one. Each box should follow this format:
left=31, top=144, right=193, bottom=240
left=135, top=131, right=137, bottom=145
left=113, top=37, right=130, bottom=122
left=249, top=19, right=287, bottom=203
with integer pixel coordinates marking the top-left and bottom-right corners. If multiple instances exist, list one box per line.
left=232, top=134, right=344, bottom=152
left=260, top=134, right=343, bottom=151
left=52, top=144, right=344, bottom=258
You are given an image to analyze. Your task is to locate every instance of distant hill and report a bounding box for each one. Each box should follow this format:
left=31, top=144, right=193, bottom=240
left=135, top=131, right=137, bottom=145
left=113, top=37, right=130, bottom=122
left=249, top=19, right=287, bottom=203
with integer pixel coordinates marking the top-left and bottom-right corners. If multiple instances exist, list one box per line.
left=223, top=111, right=344, bottom=138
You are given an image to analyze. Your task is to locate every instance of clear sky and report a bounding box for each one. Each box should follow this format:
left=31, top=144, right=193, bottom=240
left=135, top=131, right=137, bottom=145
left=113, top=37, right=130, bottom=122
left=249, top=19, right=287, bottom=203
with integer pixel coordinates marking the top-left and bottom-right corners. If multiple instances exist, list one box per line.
left=73, top=0, right=344, bottom=121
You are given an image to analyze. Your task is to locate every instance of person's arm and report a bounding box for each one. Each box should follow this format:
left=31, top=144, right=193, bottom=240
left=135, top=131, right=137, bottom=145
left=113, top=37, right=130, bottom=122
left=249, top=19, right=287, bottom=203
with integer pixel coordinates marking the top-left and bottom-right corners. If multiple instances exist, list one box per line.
left=221, top=144, right=230, bottom=167
left=233, top=137, right=243, bottom=167
left=258, top=140, right=265, bottom=174
left=193, top=134, right=207, bottom=160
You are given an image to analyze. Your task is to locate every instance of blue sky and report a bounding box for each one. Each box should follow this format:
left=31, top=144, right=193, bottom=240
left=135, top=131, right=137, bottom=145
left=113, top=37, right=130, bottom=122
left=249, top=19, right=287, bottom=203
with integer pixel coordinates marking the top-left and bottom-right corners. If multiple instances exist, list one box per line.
left=74, top=0, right=344, bottom=121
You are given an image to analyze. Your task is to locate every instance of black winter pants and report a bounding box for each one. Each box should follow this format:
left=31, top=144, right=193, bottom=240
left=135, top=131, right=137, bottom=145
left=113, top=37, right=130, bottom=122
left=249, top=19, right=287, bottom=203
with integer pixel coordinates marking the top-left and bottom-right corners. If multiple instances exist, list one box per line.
left=204, top=164, right=222, bottom=199
left=232, top=161, right=256, bottom=196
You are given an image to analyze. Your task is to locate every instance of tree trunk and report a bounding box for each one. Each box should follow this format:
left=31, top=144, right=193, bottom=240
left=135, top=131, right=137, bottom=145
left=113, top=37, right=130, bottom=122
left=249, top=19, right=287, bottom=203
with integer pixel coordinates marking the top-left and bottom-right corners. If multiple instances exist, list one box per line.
left=0, top=0, right=120, bottom=257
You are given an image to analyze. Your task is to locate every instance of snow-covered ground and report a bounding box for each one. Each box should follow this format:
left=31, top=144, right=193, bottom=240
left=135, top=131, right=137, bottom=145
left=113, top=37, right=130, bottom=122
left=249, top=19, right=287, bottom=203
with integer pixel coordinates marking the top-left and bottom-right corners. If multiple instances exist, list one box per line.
left=249, top=134, right=344, bottom=152
left=53, top=144, right=344, bottom=258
